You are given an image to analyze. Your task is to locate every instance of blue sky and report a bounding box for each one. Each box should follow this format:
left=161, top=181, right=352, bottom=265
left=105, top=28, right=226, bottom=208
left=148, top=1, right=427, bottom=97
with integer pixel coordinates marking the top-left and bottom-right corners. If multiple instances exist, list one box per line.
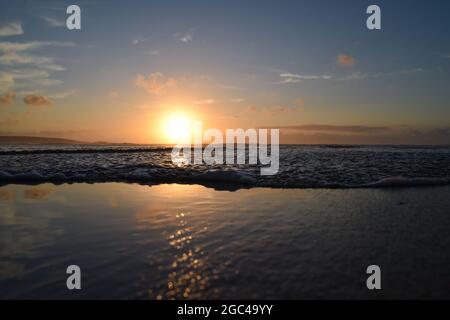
left=0, top=0, right=449, bottom=143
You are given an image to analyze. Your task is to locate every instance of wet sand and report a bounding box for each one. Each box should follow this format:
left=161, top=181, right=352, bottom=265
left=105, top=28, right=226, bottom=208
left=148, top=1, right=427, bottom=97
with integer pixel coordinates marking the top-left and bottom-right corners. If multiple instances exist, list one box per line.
left=0, top=183, right=449, bottom=299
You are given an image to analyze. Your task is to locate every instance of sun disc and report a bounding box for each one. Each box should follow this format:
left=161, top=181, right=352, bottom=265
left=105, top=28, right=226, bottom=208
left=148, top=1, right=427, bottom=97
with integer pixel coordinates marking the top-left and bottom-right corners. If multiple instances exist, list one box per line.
left=164, top=113, right=192, bottom=143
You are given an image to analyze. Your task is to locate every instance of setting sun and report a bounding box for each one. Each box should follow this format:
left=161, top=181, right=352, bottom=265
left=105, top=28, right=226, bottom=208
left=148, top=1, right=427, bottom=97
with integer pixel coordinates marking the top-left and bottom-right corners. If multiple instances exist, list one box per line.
left=1, top=0, right=450, bottom=303
left=164, top=113, right=192, bottom=144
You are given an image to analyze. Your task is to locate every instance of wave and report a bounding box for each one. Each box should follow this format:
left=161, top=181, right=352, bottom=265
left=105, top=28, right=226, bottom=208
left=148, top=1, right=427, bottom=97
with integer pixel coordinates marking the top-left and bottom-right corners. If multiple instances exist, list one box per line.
left=1, top=167, right=449, bottom=190
left=2, top=145, right=450, bottom=189
left=0, top=147, right=172, bottom=155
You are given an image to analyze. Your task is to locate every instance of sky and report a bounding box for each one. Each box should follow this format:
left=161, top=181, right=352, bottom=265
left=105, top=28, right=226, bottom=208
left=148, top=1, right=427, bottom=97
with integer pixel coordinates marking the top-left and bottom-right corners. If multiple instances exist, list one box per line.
left=0, top=0, right=449, bottom=144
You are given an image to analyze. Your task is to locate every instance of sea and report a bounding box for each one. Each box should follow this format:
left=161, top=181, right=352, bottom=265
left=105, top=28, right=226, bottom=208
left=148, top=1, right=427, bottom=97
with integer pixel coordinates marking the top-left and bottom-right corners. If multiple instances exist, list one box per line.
left=1, top=144, right=450, bottom=299
left=1, top=144, right=449, bottom=188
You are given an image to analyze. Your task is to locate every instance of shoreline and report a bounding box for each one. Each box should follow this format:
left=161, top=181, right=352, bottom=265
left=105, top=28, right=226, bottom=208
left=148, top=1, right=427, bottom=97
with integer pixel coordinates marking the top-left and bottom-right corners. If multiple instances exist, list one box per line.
left=1, top=176, right=450, bottom=191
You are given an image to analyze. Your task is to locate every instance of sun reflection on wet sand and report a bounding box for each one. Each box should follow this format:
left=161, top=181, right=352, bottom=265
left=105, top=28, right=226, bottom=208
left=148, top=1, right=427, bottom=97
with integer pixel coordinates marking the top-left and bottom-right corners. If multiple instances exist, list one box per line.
left=154, top=211, right=218, bottom=299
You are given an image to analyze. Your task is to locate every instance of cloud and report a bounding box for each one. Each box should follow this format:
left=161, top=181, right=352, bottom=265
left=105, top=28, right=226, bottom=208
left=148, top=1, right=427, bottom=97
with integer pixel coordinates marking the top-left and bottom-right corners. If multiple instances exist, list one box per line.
left=0, top=51, right=56, bottom=67
left=276, top=125, right=450, bottom=145
left=231, top=98, right=244, bottom=103
left=47, top=89, right=77, bottom=99
left=0, top=22, right=23, bottom=37
left=216, top=84, right=241, bottom=90
left=0, top=41, right=75, bottom=91
left=339, top=68, right=422, bottom=81
left=281, top=73, right=333, bottom=80
left=1, top=69, right=63, bottom=90
left=148, top=50, right=160, bottom=55
left=372, top=68, right=422, bottom=77
left=277, top=124, right=389, bottom=134
left=339, top=72, right=368, bottom=81
left=41, top=16, right=65, bottom=28
left=23, top=94, right=53, bottom=107
left=0, top=91, right=15, bottom=106
left=279, top=77, right=301, bottom=84
left=0, top=41, right=75, bottom=52
left=279, top=73, right=332, bottom=83
left=279, top=66, right=421, bottom=84
left=194, top=99, right=216, bottom=105
left=0, top=41, right=74, bottom=71
left=135, top=72, right=177, bottom=95
left=132, top=36, right=151, bottom=45
left=175, top=29, right=193, bottom=43
left=337, top=54, right=357, bottom=67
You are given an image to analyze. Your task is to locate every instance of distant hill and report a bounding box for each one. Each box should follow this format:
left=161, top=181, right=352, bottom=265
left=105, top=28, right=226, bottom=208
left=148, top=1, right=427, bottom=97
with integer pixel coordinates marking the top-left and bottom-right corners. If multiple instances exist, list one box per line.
left=0, top=136, right=87, bottom=145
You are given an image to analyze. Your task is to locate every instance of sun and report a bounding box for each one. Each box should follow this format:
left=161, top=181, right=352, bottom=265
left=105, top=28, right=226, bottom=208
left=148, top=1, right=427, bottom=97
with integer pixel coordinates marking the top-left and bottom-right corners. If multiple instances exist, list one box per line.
left=164, top=113, right=192, bottom=144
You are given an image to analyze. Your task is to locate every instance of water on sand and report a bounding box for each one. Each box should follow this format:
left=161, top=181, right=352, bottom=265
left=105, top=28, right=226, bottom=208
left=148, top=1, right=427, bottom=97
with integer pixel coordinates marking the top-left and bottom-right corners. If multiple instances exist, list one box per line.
left=0, top=183, right=449, bottom=299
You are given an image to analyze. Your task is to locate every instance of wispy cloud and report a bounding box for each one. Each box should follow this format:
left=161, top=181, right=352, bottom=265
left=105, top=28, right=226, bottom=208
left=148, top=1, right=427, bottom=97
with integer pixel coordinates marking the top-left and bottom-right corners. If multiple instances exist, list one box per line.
left=279, top=72, right=332, bottom=83
left=194, top=99, right=216, bottom=105
left=41, top=16, right=65, bottom=28
left=269, top=125, right=450, bottom=145
left=135, top=72, right=177, bottom=95
left=175, top=29, right=194, bottom=43
left=339, top=68, right=422, bottom=81
left=279, top=67, right=422, bottom=83
left=279, top=77, right=301, bottom=84
left=372, top=68, right=423, bottom=78
left=0, top=22, right=23, bottom=37
left=0, top=52, right=63, bottom=70
left=216, top=84, right=241, bottom=90
left=336, top=54, right=357, bottom=67
left=47, top=89, right=77, bottom=99
left=0, top=41, right=75, bottom=90
left=277, top=124, right=389, bottom=134
left=132, top=36, right=151, bottom=45
left=0, top=69, right=63, bottom=90
left=281, top=73, right=333, bottom=80
left=0, top=41, right=74, bottom=71
left=0, top=41, right=75, bottom=53
left=230, top=98, right=244, bottom=103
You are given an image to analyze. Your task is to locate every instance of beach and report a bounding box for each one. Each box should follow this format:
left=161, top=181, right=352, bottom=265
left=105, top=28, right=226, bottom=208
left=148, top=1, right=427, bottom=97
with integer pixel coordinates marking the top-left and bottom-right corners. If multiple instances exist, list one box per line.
left=1, top=0, right=449, bottom=308
left=1, top=182, right=449, bottom=299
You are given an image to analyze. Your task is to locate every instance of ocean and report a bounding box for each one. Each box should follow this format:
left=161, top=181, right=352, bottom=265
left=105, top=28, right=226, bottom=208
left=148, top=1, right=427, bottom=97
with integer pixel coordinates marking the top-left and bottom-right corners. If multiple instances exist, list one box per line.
left=0, top=145, right=450, bottom=299
left=1, top=144, right=449, bottom=188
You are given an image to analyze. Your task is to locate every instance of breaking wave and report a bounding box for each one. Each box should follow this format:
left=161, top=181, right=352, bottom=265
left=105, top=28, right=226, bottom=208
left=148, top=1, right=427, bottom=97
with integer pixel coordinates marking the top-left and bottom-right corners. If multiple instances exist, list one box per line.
left=0, top=168, right=449, bottom=189
left=1, top=144, right=450, bottom=189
